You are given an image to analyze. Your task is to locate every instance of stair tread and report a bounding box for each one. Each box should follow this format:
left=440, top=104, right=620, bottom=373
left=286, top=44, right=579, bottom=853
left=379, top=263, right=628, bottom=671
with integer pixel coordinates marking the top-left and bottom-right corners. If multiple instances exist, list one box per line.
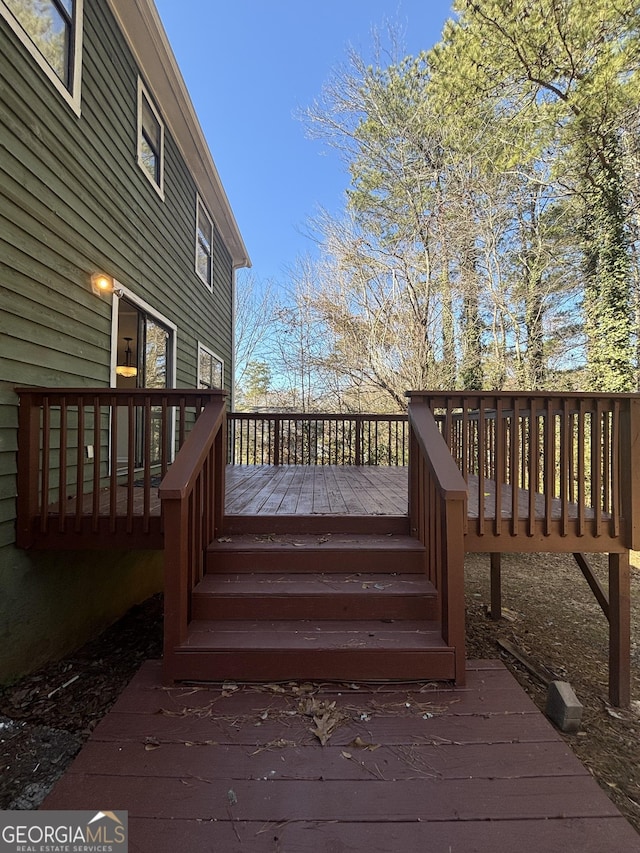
left=208, top=533, right=424, bottom=552
left=180, top=620, right=448, bottom=651
left=194, top=572, right=436, bottom=596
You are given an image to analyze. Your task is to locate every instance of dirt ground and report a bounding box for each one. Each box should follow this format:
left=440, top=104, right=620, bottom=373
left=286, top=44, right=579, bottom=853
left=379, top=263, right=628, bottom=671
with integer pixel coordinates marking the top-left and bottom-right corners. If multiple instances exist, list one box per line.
left=1, top=554, right=639, bottom=833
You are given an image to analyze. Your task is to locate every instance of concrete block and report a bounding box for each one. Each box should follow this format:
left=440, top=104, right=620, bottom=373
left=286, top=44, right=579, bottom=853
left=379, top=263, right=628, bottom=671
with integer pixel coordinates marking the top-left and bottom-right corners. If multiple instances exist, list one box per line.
left=545, top=680, right=583, bottom=733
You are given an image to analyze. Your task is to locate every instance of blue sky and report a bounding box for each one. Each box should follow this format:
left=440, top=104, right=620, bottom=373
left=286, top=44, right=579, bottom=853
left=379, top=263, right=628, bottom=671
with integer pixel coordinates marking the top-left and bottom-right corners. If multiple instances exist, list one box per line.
left=154, top=1, right=455, bottom=285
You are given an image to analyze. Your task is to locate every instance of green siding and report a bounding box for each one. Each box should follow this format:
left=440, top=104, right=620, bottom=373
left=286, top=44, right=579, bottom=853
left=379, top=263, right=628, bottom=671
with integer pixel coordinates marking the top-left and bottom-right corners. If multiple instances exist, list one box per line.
left=0, top=0, right=236, bottom=680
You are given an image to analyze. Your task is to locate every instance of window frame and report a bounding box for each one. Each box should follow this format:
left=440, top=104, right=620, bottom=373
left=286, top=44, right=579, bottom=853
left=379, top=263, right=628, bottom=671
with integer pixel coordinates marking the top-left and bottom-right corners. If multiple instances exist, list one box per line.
left=137, top=77, right=165, bottom=199
left=0, top=0, right=84, bottom=116
left=195, top=195, right=214, bottom=290
left=197, top=342, right=224, bottom=391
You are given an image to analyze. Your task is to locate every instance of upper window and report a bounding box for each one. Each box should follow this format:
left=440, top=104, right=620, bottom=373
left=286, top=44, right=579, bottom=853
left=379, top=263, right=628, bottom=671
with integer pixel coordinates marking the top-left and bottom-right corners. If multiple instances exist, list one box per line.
left=198, top=343, right=223, bottom=390
left=196, top=197, right=214, bottom=288
left=137, top=78, right=164, bottom=198
left=1, top=0, right=83, bottom=114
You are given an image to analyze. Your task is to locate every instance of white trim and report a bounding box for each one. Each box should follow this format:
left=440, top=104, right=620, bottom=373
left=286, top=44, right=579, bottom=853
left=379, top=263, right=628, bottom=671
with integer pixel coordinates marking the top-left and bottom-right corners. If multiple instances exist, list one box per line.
left=195, top=194, right=214, bottom=291
left=109, top=281, right=177, bottom=389
left=0, top=0, right=84, bottom=116
left=197, top=341, right=224, bottom=390
left=137, top=76, right=165, bottom=200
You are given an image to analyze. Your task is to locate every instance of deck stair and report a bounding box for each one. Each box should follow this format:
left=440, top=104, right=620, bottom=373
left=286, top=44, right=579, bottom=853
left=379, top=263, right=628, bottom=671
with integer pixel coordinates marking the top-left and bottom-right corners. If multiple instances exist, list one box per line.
left=168, top=521, right=457, bottom=683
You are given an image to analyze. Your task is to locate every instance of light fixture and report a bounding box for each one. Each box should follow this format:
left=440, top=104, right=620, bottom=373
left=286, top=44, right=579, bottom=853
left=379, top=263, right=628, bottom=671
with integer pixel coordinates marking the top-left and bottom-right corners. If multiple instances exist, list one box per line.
left=116, top=337, right=138, bottom=378
left=91, top=272, right=123, bottom=297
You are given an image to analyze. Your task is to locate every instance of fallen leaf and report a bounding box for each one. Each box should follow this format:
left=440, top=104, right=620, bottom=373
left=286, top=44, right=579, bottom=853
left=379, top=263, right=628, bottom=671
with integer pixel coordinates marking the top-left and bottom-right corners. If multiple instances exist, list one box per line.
left=217, top=537, right=232, bottom=542
left=341, top=751, right=352, bottom=759
left=606, top=708, right=625, bottom=720
left=349, top=736, right=380, bottom=751
left=227, top=789, right=238, bottom=806
left=143, top=736, right=161, bottom=751
left=310, top=714, right=340, bottom=746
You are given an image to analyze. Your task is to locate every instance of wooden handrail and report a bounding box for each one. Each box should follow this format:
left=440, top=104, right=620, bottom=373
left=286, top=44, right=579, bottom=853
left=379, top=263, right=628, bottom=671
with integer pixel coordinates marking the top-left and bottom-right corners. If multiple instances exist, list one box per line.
left=159, top=400, right=225, bottom=499
left=159, top=397, right=226, bottom=664
left=408, top=398, right=467, bottom=685
left=407, top=402, right=467, bottom=501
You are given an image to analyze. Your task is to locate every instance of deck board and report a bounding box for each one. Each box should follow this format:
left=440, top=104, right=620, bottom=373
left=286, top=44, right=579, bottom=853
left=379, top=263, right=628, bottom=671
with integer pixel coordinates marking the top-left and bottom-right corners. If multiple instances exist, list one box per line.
left=225, top=465, right=408, bottom=516
left=42, top=659, right=640, bottom=852
left=53, top=465, right=605, bottom=523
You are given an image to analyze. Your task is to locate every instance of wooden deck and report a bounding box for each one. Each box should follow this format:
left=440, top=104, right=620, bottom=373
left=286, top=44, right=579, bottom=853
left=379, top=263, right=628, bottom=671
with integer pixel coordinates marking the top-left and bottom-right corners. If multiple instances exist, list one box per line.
left=53, top=466, right=604, bottom=522
left=42, top=659, right=640, bottom=852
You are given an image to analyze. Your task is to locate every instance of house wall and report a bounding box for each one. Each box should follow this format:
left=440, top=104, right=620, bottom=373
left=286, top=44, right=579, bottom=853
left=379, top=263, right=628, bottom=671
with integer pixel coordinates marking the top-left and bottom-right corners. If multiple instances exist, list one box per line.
left=0, top=0, right=236, bottom=681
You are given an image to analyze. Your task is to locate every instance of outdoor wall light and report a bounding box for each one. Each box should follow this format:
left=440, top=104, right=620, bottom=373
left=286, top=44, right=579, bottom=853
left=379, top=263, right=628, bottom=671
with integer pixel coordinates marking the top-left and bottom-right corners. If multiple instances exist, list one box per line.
left=115, top=337, right=138, bottom=378
left=91, top=272, right=123, bottom=297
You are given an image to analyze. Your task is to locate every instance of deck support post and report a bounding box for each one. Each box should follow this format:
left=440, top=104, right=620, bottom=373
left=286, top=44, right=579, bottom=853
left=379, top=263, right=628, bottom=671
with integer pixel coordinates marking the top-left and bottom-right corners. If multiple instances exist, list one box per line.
left=608, top=551, right=631, bottom=708
left=490, top=553, right=502, bottom=620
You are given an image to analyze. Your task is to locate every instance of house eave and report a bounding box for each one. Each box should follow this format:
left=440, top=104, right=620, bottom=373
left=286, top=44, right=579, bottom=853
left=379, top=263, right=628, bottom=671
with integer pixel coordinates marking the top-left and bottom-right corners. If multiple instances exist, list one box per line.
left=107, top=0, right=251, bottom=270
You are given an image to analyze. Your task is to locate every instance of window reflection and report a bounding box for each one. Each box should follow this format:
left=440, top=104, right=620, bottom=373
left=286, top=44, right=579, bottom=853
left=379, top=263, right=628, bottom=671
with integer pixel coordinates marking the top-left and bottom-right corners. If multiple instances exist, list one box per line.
left=6, top=0, right=72, bottom=87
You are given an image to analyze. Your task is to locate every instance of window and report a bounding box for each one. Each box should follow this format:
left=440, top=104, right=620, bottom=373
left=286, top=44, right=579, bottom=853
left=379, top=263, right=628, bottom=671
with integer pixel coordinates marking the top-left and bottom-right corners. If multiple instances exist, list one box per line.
left=1, top=0, right=83, bottom=114
left=196, top=197, right=214, bottom=288
left=137, top=78, right=164, bottom=197
left=198, top=343, right=223, bottom=390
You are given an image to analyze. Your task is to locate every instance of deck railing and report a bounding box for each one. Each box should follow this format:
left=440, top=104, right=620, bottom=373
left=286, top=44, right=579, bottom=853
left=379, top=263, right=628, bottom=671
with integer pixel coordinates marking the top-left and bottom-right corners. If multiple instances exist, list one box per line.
left=228, top=412, right=408, bottom=466
left=411, top=392, right=640, bottom=550
left=407, top=398, right=467, bottom=684
left=16, top=388, right=224, bottom=548
left=159, top=395, right=226, bottom=668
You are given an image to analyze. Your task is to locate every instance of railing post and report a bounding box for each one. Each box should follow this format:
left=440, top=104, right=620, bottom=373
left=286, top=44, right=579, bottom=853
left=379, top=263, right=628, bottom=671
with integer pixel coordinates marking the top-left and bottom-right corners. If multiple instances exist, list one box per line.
left=620, top=398, right=640, bottom=551
left=273, top=415, right=281, bottom=466
left=214, top=411, right=226, bottom=537
left=16, top=390, right=40, bottom=548
left=442, top=496, right=466, bottom=685
left=162, top=496, right=190, bottom=680
left=609, top=551, right=631, bottom=708
left=355, top=417, right=362, bottom=466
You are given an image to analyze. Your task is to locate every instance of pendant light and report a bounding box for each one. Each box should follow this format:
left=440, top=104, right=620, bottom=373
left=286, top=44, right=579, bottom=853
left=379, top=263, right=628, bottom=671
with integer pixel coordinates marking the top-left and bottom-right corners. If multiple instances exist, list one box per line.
left=116, top=337, right=138, bottom=378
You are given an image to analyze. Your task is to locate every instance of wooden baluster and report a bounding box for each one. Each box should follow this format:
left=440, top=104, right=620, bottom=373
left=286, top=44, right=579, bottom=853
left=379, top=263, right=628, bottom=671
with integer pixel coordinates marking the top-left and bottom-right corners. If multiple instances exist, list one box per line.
left=58, top=399, right=67, bottom=533
left=511, top=398, right=520, bottom=536
left=92, top=396, right=101, bottom=533
left=578, top=400, right=586, bottom=537
left=593, top=400, right=603, bottom=538
left=40, top=397, right=52, bottom=535
left=544, top=398, right=554, bottom=537
left=528, top=398, right=538, bottom=537
left=74, top=399, right=84, bottom=534
left=560, top=398, right=569, bottom=537
left=142, top=395, right=152, bottom=533
left=126, top=396, right=135, bottom=534
left=494, top=398, right=504, bottom=536
left=611, top=401, right=620, bottom=539
left=110, top=396, right=118, bottom=533
left=603, top=404, right=611, bottom=517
